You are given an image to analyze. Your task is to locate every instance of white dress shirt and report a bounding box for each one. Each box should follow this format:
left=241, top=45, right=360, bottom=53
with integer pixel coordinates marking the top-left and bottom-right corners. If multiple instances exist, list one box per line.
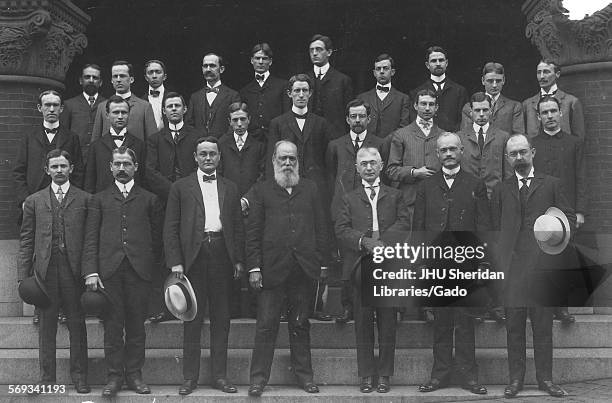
left=376, top=83, right=391, bottom=101
left=110, top=127, right=127, bottom=147
left=256, top=71, right=270, bottom=87
left=292, top=105, right=308, bottom=131
left=116, top=91, right=132, bottom=99
left=147, top=84, right=165, bottom=129
left=362, top=177, right=380, bottom=232
left=442, top=166, right=460, bottom=188
left=234, top=131, right=248, bottom=150
left=314, top=63, right=330, bottom=79
left=430, top=73, right=446, bottom=91
left=350, top=130, right=366, bottom=148
left=416, top=118, right=433, bottom=136
left=197, top=168, right=222, bottom=232
left=115, top=179, right=134, bottom=195
left=206, top=81, right=221, bottom=105
left=168, top=121, right=184, bottom=141
left=541, top=83, right=558, bottom=97
left=51, top=181, right=70, bottom=202
left=43, top=121, right=60, bottom=143
left=516, top=167, right=535, bottom=189
left=473, top=122, right=490, bottom=141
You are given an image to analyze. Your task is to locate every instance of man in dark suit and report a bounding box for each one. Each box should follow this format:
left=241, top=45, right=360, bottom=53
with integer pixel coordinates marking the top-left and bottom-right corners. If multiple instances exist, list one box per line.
left=357, top=54, right=411, bottom=139
left=490, top=134, right=574, bottom=398
left=460, top=62, right=524, bottom=134
left=335, top=147, right=410, bottom=393
left=164, top=136, right=245, bottom=395
left=82, top=146, right=163, bottom=397
left=91, top=60, right=157, bottom=143
left=306, top=34, right=353, bottom=139
left=143, top=59, right=169, bottom=131
left=326, top=99, right=386, bottom=323
left=60, top=63, right=106, bottom=163
left=85, top=96, right=145, bottom=194
left=415, top=133, right=490, bottom=395
left=239, top=43, right=290, bottom=144
left=185, top=53, right=241, bottom=138
left=523, top=59, right=585, bottom=139
left=410, top=46, right=468, bottom=132
left=533, top=95, right=587, bottom=324
left=247, top=140, right=329, bottom=397
left=18, top=149, right=90, bottom=394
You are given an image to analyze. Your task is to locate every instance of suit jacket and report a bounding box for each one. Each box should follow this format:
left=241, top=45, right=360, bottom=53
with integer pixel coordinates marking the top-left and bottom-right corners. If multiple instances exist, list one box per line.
left=18, top=184, right=91, bottom=281
left=141, top=84, right=176, bottom=130
left=410, top=78, right=468, bottom=132
left=246, top=178, right=329, bottom=288
left=335, top=184, right=411, bottom=280
left=13, top=125, right=84, bottom=206
left=326, top=132, right=386, bottom=221
left=460, top=94, right=525, bottom=134
left=357, top=87, right=411, bottom=138
left=84, top=133, right=145, bottom=194
left=218, top=131, right=265, bottom=197
left=490, top=173, right=576, bottom=306
left=532, top=130, right=586, bottom=213
left=523, top=89, right=585, bottom=139
left=163, top=172, right=245, bottom=272
left=145, top=125, right=199, bottom=204
left=457, top=125, right=512, bottom=196
left=307, top=66, right=353, bottom=139
left=239, top=75, right=290, bottom=143
left=60, top=93, right=106, bottom=148
left=185, top=84, right=241, bottom=138
left=91, top=95, right=157, bottom=144
left=82, top=183, right=163, bottom=281
left=386, top=121, right=443, bottom=206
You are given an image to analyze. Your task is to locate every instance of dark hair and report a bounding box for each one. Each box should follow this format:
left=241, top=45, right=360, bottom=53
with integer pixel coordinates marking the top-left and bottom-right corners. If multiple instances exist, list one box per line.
left=45, top=149, right=72, bottom=166
left=111, top=60, right=133, bottom=76
left=482, top=61, right=504, bottom=76
left=38, top=90, right=63, bottom=105
left=112, top=146, right=138, bottom=164
left=506, top=133, right=532, bottom=149
left=537, top=95, right=561, bottom=113
left=288, top=73, right=313, bottom=92
left=374, top=53, right=395, bottom=68
left=540, top=58, right=561, bottom=73
left=469, top=92, right=491, bottom=108
left=251, top=43, right=273, bottom=58
left=81, top=64, right=102, bottom=76
left=228, top=102, right=249, bottom=116
left=425, top=46, right=447, bottom=61
left=309, top=34, right=333, bottom=51
left=195, top=136, right=219, bottom=147
left=203, top=53, right=225, bottom=67
left=414, top=88, right=437, bottom=104
left=162, top=91, right=186, bottom=108
left=144, top=59, right=166, bottom=75
left=105, top=95, right=131, bottom=113
left=345, top=99, right=371, bottom=117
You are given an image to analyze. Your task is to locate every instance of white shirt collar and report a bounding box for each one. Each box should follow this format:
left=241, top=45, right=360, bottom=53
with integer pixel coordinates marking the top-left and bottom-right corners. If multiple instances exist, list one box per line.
left=115, top=179, right=134, bottom=193
left=516, top=167, right=535, bottom=182
left=350, top=130, right=367, bottom=142
left=207, top=81, right=221, bottom=89
left=168, top=121, right=184, bottom=131
left=197, top=168, right=217, bottom=183
left=110, top=127, right=127, bottom=136
left=362, top=177, right=380, bottom=188
left=315, top=63, right=330, bottom=76
left=376, top=83, right=391, bottom=90
left=149, top=84, right=165, bottom=93
left=486, top=93, right=500, bottom=103
left=234, top=131, right=248, bottom=141
left=43, top=121, right=60, bottom=130
left=473, top=122, right=490, bottom=134
left=51, top=181, right=70, bottom=195
left=417, top=117, right=432, bottom=126
left=83, top=92, right=98, bottom=102
left=442, top=166, right=460, bottom=176
left=430, top=73, right=446, bottom=83
left=544, top=127, right=561, bottom=136
left=541, top=83, right=558, bottom=96
left=292, top=105, right=308, bottom=115
left=116, top=91, right=132, bottom=99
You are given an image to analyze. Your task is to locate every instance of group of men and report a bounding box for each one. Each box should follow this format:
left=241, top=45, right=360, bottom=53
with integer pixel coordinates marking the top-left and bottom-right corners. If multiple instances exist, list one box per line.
left=14, top=35, right=586, bottom=398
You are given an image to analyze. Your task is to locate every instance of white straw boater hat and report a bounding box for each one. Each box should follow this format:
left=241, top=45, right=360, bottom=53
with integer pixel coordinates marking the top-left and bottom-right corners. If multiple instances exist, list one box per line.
left=164, top=274, right=197, bottom=322
left=533, top=207, right=571, bottom=255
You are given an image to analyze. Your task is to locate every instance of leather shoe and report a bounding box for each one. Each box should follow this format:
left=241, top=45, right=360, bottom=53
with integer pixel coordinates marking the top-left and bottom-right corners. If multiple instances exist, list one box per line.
left=335, top=309, right=353, bottom=324
left=301, top=382, right=319, bottom=393
left=554, top=310, right=575, bottom=324
left=148, top=311, right=173, bottom=323
left=377, top=376, right=390, bottom=393
left=248, top=383, right=264, bottom=396
left=419, top=379, right=445, bottom=392
left=504, top=380, right=523, bottom=398
left=75, top=380, right=91, bottom=394
left=462, top=380, right=487, bottom=395
left=126, top=377, right=150, bottom=394
left=32, top=313, right=39, bottom=325
left=178, top=379, right=197, bottom=395
left=490, top=309, right=506, bottom=324
left=359, top=376, right=374, bottom=393
left=312, top=311, right=333, bottom=321
left=212, top=378, right=237, bottom=393
left=421, top=309, right=435, bottom=323
left=538, top=380, right=565, bottom=397
left=102, top=379, right=122, bottom=397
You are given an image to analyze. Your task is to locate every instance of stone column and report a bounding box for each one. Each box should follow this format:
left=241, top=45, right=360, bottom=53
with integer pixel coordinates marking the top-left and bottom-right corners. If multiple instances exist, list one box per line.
left=0, top=0, right=89, bottom=315
left=523, top=0, right=612, bottom=309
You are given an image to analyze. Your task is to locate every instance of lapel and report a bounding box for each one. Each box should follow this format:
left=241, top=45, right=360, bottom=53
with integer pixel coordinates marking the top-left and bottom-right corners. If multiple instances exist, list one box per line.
left=505, top=176, right=519, bottom=202
left=411, top=122, right=429, bottom=140
left=483, top=127, right=498, bottom=149
left=101, top=133, right=116, bottom=151
left=216, top=176, right=226, bottom=214
left=555, top=89, right=567, bottom=102
left=379, top=87, right=397, bottom=111
left=376, top=183, right=388, bottom=203
left=55, top=127, right=69, bottom=150
left=528, top=93, right=539, bottom=112
left=188, top=173, right=205, bottom=210
left=112, top=182, right=126, bottom=203
left=526, top=172, right=544, bottom=202
left=286, top=113, right=305, bottom=142
left=436, top=171, right=450, bottom=191
left=209, top=85, right=227, bottom=110
left=226, top=134, right=240, bottom=154
left=43, top=185, right=53, bottom=210
left=301, top=115, right=314, bottom=143
left=357, top=185, right=370, bottom=206
left=34, top=127, right=48, bottom=147
left=161, top=128, right=174, bottom=145
left=362, top=132, right=378, bottom=148
left=343, top=134, right=356, bottom=158
left=123, top=133, right=137, bottom=149
left=124, top=184, right=140, bottom=204
left=241, top=134, right=254, bottom=152
left=62, top=185, right=77, bottom=209
left=320, top=67, right=334, bottom=86
left=492, top=95, right=506, bottom=117
left=439, top=79, right=452, bottom=95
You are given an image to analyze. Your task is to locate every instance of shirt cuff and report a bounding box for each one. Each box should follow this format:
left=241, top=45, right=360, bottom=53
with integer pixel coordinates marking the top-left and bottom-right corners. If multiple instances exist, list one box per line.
left=249, top=268, right=261, bottom=273
left=84, top=273, right=98, bottom=279
left=241, top=197, right=249, bottom=208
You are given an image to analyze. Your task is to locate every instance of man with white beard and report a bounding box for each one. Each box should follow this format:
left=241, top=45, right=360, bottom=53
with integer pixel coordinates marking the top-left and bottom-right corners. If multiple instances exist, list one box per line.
left=246, top=140, right=330, bottom=396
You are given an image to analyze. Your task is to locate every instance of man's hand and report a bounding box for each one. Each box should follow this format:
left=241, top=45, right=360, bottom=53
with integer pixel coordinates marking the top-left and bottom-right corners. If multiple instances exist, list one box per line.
left=412, top=166, right=436, bottom=179
left=249, top=271, right=263, bottom=290
left=361, top=237, right=385, bottom=254
left=234, top=263, right=244, bottom=280
left=240, top=198, right=249, bottom=217
left=85, top=275, right=104, bottom=291
left=576, top=213, right=585, bottom=229
left=171, top=264, right=184, bottom=279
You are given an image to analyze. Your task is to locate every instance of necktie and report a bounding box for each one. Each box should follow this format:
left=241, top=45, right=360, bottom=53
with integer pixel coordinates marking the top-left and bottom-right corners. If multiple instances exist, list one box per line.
left=519, top=177, right=530, bottom=216
left=420, top=119, right=431, bottom=130
left=56, top=187, right=64, bottom=203
left=444, top=173, right=457, bottom=180
left=432, top=80, right=445, bottom=92
left=376, top=85, right=390, bottom=92
left=353, top=136, right=361, bottom=154
left=45, top=127, right=58, bottom=135
left=255, top=74, right=265, bottom=82
left=236, top=135, right=244, bottom=150
left=541, top=90, right=557, bottom=98
left=111, top=135, right=124, bottom=142
left=367, top=185, right=378, bottom=201
left=202, top=173, right=216, bottom=182
left=171, top=131, right=179, bottom=144
left=477, top=127, right=485, bottom=153
left=292, top=111, right=307, bottom=119
left=206, top=87, right=219, bottom=93
left=88, top=96, right=96, bottom=107
left=149, top=89, right=160, bottom=97
left=122, top=184, right=129, bottom=198
left=317, top=71, right=323, bottom=80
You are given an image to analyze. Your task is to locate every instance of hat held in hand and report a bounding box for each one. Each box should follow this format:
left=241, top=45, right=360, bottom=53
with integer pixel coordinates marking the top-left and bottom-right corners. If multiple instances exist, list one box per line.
left=534, top=207, right=571, bottom=255
left=164, top=274, right=197, bottom=322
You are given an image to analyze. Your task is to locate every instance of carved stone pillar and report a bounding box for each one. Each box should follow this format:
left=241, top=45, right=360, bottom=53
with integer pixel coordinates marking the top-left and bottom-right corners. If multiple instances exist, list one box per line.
left=523, top=0, right=612, bottom=309
left=0, top=0, right=90, bottom=315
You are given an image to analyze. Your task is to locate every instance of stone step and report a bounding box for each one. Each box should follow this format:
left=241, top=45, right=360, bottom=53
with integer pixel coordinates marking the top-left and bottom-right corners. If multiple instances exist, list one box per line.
left=0, top=384, right=561, bottom=402
left=1, top=348, right=611, bottom=385
left=0, top=315, right=610, bottom=349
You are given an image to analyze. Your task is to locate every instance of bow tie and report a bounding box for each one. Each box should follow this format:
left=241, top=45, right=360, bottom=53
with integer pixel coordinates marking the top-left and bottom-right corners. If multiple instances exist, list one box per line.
left=149, top=89, right=160, bottom=97
left=44, top=127, right=58, bottom=135
left=540, top=90, right=557, bottom=98
left=443, top=172, right=458, bottom=180
left=419, top=119, right=432, bottom=129
left=255, top=74, right=265, bottom=81
left=293, top=111, right=307, bottom=119
left=206, top=87, right=219, bottom=94
left=202, top=173, right=216, bottom=182
left=376, top=85, right=390, bottom=93
left=111, top=135, right=124, bottom=141
left=431, top=79, right=446, bottom=85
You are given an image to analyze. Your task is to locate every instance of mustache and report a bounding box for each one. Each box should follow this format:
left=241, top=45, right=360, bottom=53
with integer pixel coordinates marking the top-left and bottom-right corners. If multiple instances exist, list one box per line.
left=116, top=171, right=129, bottom=177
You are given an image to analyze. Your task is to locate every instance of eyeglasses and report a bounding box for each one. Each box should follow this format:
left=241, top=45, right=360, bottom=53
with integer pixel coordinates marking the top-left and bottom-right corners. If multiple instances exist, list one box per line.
left=358, top=161, right=381, bottom=168
left=507, top=149, right=531, bottom=158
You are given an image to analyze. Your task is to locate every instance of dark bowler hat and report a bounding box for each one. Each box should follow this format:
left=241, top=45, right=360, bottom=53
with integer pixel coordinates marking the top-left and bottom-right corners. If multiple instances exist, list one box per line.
left=164, top=273, right=197, bottom=322
left=80, top=287, right=114, bottom=316
left=18, top=271, right=51, bottom=309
